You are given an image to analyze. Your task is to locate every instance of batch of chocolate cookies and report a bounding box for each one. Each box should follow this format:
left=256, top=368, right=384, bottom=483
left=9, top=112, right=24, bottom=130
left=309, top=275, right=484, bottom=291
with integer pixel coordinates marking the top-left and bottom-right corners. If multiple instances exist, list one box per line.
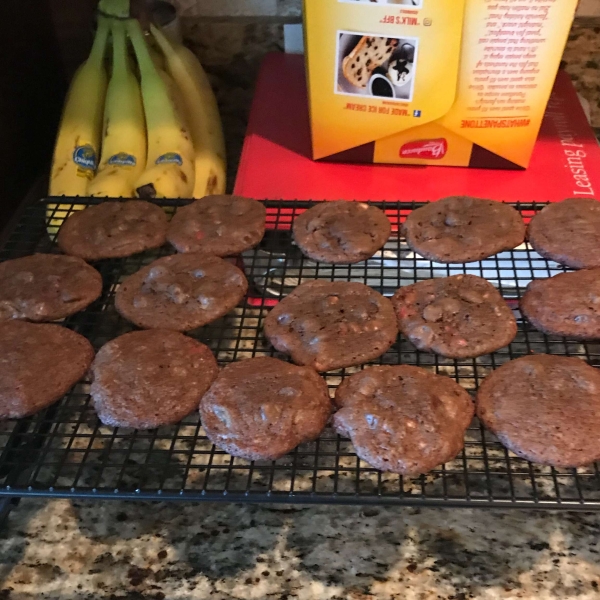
left=1, top=195, right=600, bottom=476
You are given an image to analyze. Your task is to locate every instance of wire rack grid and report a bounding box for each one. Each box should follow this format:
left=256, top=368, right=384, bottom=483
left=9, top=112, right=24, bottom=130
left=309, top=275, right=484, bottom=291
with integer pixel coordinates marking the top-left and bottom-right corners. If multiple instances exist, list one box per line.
left=0, top=198, right=599, bottom=510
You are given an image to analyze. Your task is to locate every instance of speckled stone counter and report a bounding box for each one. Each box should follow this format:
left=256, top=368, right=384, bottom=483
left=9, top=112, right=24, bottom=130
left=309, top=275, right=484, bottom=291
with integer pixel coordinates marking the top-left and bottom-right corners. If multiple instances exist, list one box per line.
left=563, top=24, right=600, bottom=129
left=2, top=499, right=600, bottom=599
left=2, top=20, right=600, bottom=600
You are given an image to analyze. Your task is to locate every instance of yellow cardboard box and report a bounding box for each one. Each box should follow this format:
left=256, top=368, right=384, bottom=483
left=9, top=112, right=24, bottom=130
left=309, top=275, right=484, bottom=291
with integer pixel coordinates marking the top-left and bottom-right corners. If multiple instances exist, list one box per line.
left=303, top=0, right=578, bottom=168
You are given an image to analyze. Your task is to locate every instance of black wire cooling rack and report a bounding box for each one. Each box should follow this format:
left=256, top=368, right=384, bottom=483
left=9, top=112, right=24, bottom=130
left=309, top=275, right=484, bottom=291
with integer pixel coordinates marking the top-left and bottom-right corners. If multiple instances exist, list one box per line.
left=0, top=198, right=599, bottom=510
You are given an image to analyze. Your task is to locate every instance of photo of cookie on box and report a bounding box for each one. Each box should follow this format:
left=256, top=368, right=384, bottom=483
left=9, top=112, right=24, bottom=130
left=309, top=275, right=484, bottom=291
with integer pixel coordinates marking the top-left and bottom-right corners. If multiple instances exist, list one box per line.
left=335, top=32, right=418, bottom=101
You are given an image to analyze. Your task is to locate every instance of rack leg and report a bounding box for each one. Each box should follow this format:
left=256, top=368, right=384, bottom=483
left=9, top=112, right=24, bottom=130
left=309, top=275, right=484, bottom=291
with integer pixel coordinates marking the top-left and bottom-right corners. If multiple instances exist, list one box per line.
left=0, top=497, right=20, bottom=529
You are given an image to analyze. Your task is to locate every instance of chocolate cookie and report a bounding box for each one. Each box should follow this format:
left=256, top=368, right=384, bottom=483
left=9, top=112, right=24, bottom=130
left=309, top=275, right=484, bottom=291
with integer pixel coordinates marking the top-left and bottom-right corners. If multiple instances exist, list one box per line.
left=200, top=357, right=331, bottom=460
left=0, top=254, right=102, bottom=322
left=115, top=253, right=248, bottom=331
left=476, top=355, right=600, bottom=467
left=528, top=198, right=600, bottom=269
left=292, top=201, right=391, bottom=264
left=91, top=329, right=218, bottom=429
left=403, top=197, right=526, bottom=263
left=0, top=321, right=94, bottom=419
left=57, top=200, right=168, bottom=261
left=520, top=269, right=600, bottom=339
left=392, top=274, right=517, bottom=358
left=167, top=195, right=266, bottom=256
left=264, top=280, right=398, bottom=372
left=333, top=365, right=474, bottom=474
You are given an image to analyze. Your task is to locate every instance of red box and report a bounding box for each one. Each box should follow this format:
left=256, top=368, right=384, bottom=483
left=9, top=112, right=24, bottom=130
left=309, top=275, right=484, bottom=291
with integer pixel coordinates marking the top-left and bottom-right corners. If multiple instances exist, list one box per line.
left=235, top=53, right=600, bottom=204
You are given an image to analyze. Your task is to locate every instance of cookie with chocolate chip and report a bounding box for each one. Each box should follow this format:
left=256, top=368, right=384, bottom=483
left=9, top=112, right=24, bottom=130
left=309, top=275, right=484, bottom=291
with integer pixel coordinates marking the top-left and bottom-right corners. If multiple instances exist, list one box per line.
left=520, top=269, right=600, bottom=339
left=292, top=201, right=391, bottom=264
left=528, top=198, right=600, bottom=269
left=333, top=365, right=474, bottom=474
left=392, top=274, right=517, bottom=358
left=115, top=253, right=248, bottom=331
left=0, top=320, right=94, bottom=419
left=57, top=200, right=168, bottom=261
left=263, top=280, right=398, bottom=372
left=200, top=357, right=331, bottom=460
left=476, top=355, right=600, bottom=467
left=403, top=197, right=526, bottom=263
left=91, top=329, right=218, bottom=429
left=0, top=254, right=102, bottom=322
left=167, top=195, right=266, bottom=256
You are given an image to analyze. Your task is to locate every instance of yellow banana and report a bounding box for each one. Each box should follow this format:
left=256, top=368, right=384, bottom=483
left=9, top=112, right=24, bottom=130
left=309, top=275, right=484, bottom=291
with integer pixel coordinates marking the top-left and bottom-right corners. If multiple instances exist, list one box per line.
left=149, top=68, right=190, bottom=211
left=151, top=25, right=227, bottom=197
left=127, top=19, right=195, bottom=199
left=148, top=52, right=189, bottom=131
left=47, top=17, right=110, bottom=232
left=88, top=19, right=146, bottom=198
left=147, top=39, right=167, bottom=73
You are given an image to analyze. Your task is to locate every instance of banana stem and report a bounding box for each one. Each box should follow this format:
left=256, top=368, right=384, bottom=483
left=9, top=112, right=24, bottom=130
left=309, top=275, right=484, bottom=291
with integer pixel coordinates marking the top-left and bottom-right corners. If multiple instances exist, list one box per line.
left=127, top=18, right=178, bottom=129
left=89, top=16, right=111, bottom=68
left=126, top=18, right=158, bottom=81
left=150, top=23, right=175, bottom=57
left=97, top=0, right=131, bottom=19
left=111, top=20, right=127, bottom=80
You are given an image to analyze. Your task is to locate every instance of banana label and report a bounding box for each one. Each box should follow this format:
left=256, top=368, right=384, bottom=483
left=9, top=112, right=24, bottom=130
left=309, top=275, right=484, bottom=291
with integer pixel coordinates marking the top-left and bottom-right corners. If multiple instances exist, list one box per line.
left=108, top=152, right=137, bottom=167
left=73, top=145, right=97, bottom=179
left=156, top=152, right=183, bottom=166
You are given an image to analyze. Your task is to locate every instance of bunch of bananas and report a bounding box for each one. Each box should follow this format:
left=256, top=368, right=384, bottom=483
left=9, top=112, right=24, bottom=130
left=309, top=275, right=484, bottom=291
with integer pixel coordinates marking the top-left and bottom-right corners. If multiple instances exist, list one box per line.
left=49, top=2, right=226, bottom=203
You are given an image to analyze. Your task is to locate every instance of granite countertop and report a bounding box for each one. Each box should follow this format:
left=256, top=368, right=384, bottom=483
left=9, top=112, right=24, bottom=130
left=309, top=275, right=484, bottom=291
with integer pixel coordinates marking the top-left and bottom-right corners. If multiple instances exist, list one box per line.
left=2, top=500, right=600, bottom=599
left=2, top=25, right=600, bottom=600
left=563, top=24, right=600, bottom=130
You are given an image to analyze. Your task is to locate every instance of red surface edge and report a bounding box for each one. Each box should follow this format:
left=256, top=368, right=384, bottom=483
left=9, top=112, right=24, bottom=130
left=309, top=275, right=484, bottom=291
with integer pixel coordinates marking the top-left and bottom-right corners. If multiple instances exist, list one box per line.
left=235, top=53, right=600, bottom=203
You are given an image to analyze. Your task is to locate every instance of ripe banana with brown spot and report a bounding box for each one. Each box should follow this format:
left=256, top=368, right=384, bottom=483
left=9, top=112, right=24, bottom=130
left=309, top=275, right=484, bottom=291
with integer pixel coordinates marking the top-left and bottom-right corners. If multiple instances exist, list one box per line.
left=127, top=19, right=195, bottom=199
left=151, top=25, right=226, bottom=197
left=47, top=16, right=110, bottom=233
left=87, top=19, right=147, bottom=198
